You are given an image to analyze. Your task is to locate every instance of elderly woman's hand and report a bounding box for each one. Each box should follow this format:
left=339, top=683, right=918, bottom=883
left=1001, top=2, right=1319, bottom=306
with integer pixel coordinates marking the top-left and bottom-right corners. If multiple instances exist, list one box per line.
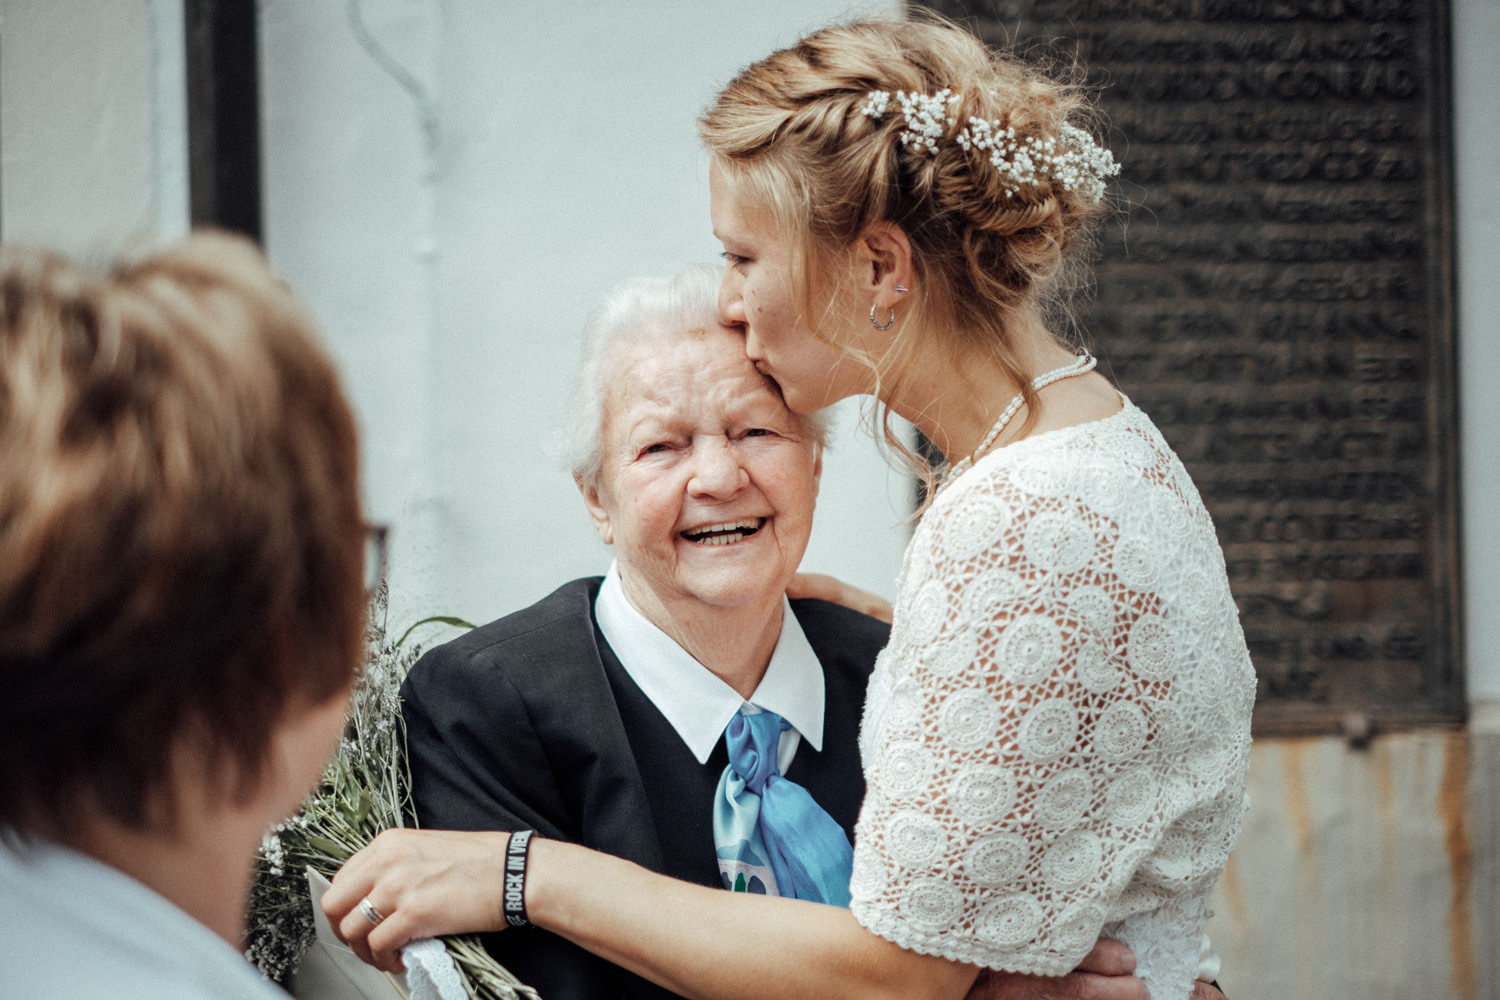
left=787, top=572, right=894, bottom=624
left=322, top=828, right=513, bottom=972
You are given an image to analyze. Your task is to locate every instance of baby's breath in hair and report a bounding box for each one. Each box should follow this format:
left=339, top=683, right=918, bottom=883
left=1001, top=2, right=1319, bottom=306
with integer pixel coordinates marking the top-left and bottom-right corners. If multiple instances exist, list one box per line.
left=864, top=88, right=1120, bottom=201
left=894, top=89, right=959, bottom=156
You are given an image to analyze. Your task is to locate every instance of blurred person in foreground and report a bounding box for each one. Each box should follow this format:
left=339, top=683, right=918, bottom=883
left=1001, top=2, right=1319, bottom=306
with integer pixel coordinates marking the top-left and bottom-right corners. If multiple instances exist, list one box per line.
left=0, top=231, right=367, bottom=999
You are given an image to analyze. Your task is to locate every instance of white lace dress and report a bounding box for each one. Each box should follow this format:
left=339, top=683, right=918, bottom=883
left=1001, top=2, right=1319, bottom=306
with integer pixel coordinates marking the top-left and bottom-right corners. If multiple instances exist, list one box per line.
left=849, top=397, right=1255, bottom=1000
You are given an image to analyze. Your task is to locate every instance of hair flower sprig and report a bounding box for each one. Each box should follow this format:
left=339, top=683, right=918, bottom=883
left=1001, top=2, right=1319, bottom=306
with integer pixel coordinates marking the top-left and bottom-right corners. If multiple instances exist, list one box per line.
left=863, top=88, right=1120, bottom=202
left=859, top=91, right=890, bottom=119
left=895, top=88, right=958, bottom=155
left=861, top=89, right=957, bottom=155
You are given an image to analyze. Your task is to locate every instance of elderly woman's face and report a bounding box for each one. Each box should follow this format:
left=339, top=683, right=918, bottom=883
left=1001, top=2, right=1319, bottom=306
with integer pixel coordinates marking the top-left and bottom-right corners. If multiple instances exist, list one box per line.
left=581, top=322, right=821, bottom=622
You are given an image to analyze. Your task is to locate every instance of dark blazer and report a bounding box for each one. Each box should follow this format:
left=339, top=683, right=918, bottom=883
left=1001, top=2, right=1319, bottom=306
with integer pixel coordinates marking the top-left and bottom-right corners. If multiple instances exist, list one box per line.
left=401, top=577, right=888, bottom=1000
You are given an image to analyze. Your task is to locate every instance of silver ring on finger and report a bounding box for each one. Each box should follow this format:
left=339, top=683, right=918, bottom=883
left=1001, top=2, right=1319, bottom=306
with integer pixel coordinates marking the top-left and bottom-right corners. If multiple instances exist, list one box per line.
left=358, top=897, right=387, bottom=927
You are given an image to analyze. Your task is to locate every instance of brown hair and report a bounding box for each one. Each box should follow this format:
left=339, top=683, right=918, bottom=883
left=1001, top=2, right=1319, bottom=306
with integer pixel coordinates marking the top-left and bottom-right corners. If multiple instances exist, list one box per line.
left=0, top=231, right=366, bottom=835
left=699, top=15, right=1112, bottom=494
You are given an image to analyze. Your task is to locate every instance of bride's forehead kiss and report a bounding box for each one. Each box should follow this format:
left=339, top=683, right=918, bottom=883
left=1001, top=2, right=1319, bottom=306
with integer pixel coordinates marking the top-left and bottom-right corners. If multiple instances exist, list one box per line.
left=609, top=355, right=802, bottom=455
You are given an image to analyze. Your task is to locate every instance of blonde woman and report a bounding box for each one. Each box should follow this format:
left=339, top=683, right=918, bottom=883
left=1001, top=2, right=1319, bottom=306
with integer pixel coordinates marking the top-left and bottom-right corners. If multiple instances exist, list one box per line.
left=326, top=17, right=1250, bottom=1000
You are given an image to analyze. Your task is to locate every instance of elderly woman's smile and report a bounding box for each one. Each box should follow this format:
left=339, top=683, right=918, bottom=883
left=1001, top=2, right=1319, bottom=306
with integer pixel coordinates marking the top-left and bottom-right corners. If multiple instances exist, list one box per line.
left=580, top=320, right=822, bottom=631
left=681, top=517, right=764, bottom=545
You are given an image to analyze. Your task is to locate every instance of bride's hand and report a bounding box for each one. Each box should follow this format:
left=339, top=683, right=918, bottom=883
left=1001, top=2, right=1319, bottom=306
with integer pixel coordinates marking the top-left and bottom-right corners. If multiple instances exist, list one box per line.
left=322, top=827, right=514, bottom=972
left=787, top=572, right=894, bottom=624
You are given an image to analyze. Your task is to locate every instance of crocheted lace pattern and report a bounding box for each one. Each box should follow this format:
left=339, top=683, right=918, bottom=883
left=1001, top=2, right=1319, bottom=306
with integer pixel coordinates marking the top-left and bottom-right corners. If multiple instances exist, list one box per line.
left=850, top=398, right=1254, bottom=1000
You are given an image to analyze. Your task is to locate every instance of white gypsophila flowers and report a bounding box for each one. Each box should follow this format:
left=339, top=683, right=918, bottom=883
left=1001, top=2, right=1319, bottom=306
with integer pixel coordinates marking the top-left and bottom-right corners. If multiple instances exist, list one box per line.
left=955, top=118, right=1121, bottom=201
left=860, top=90, right=891, bottom=119
left=861, top=89, right=956, bottom=155
left=896, top=88, right=958, bottom=155
left=862, top=89, right=1120, bottom=203
left=261, top=831, right=286, bottom=877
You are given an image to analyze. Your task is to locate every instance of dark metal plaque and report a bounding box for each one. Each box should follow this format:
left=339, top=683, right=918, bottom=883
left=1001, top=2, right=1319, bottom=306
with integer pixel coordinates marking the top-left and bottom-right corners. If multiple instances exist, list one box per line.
left=924, top=0, right=1460, bottom=734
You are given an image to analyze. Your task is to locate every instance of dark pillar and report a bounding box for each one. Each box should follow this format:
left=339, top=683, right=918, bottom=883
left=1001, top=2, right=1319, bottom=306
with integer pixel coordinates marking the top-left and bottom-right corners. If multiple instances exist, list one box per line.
left=185, top=0, right=262, bottom=241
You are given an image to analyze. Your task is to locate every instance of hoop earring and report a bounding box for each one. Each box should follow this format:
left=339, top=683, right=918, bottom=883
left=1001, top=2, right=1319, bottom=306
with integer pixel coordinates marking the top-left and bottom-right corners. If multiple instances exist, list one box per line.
left=870, top=303, right=895, bottom=331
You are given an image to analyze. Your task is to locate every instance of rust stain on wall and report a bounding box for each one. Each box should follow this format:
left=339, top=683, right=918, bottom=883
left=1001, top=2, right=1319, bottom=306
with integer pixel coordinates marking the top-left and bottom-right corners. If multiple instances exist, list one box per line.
left=1370, top=741, right=1397, bottom=891
left=1441, top=733, right=1476, bottom=1000
left=1218, top=852, right=1248, bottom=934
left=1281, top=738, right=1315, bottom=856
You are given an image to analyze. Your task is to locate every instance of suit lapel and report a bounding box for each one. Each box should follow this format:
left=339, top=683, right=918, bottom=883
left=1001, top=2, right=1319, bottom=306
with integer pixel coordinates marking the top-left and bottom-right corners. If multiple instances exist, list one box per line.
left=597, top=628, right=729, bottom=888
left=541, top=581, right=667, bottom=874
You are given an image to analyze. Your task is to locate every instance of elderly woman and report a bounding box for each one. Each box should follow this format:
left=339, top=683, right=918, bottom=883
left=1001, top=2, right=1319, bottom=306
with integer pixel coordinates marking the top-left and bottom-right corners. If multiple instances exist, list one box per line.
left=0, top=232, right=367, bottom=999
left=395, top=264, right=889, bottom=1000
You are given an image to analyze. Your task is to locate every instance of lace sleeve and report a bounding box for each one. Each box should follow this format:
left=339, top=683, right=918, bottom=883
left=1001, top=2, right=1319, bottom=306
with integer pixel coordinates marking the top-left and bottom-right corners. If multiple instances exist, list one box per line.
left=849, top=424, right=1252, bottom=979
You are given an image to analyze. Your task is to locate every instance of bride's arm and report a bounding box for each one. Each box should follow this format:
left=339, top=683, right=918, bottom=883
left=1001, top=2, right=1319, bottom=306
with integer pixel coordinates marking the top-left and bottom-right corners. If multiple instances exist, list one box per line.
left=324, top=828, right=980, bottom=1000
left=529, top=837, right=978, bottom=1000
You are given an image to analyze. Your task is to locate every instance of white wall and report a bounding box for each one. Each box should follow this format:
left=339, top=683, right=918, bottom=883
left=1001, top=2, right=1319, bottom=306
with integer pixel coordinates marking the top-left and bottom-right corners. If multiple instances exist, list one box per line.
left=1455, top=0, right=1500, bottom=708
left=0, top=0, right=187, bottom=254
left=257, top=0, right=910, bottom=632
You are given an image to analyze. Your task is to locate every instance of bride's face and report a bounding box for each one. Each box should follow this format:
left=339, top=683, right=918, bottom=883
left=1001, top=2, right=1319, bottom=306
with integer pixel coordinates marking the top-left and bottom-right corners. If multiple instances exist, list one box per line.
left=710, top=163, right=871, bottom=414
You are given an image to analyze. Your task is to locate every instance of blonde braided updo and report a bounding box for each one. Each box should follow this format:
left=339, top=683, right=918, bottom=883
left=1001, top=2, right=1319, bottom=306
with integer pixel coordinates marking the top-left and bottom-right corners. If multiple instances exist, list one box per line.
left=698, top=15, right=1117, bottom=483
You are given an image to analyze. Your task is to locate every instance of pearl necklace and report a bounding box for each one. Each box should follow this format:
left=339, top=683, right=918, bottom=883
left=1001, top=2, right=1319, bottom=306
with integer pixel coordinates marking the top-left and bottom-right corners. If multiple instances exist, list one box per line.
left=943, top=350, right=1098, bottom=483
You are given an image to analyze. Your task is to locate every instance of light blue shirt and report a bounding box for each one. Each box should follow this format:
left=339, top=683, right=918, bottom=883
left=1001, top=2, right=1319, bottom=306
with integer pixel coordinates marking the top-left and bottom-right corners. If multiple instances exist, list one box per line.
left=0, top=832, right=288, bottom=1000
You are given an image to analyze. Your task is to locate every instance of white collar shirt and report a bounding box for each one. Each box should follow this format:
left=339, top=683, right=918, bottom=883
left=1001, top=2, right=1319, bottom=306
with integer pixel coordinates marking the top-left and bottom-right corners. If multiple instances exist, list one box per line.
left=594, top=560, right=825, bottom=775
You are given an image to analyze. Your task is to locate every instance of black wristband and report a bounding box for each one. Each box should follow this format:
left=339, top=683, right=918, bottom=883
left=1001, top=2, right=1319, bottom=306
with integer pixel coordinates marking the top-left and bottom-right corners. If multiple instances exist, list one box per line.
left=502, top=830, right=536, bottom=928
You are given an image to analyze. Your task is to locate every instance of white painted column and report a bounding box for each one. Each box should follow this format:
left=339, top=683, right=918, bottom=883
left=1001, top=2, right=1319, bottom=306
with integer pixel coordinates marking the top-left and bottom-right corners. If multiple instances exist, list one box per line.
left=1455, top=0, right=1500, bottom=707
left=1454, top=4, right=1500, bottom=996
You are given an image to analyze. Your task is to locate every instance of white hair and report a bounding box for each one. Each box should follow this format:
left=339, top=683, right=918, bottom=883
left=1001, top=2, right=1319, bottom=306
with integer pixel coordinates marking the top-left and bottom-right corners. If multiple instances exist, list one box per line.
left=556, top=263, right=830, bottom=486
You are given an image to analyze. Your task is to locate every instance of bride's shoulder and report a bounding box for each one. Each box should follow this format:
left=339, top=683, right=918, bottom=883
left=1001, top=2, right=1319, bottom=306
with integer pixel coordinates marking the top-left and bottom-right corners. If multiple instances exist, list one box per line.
left=1024, top=371, right=1123, bottom=437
